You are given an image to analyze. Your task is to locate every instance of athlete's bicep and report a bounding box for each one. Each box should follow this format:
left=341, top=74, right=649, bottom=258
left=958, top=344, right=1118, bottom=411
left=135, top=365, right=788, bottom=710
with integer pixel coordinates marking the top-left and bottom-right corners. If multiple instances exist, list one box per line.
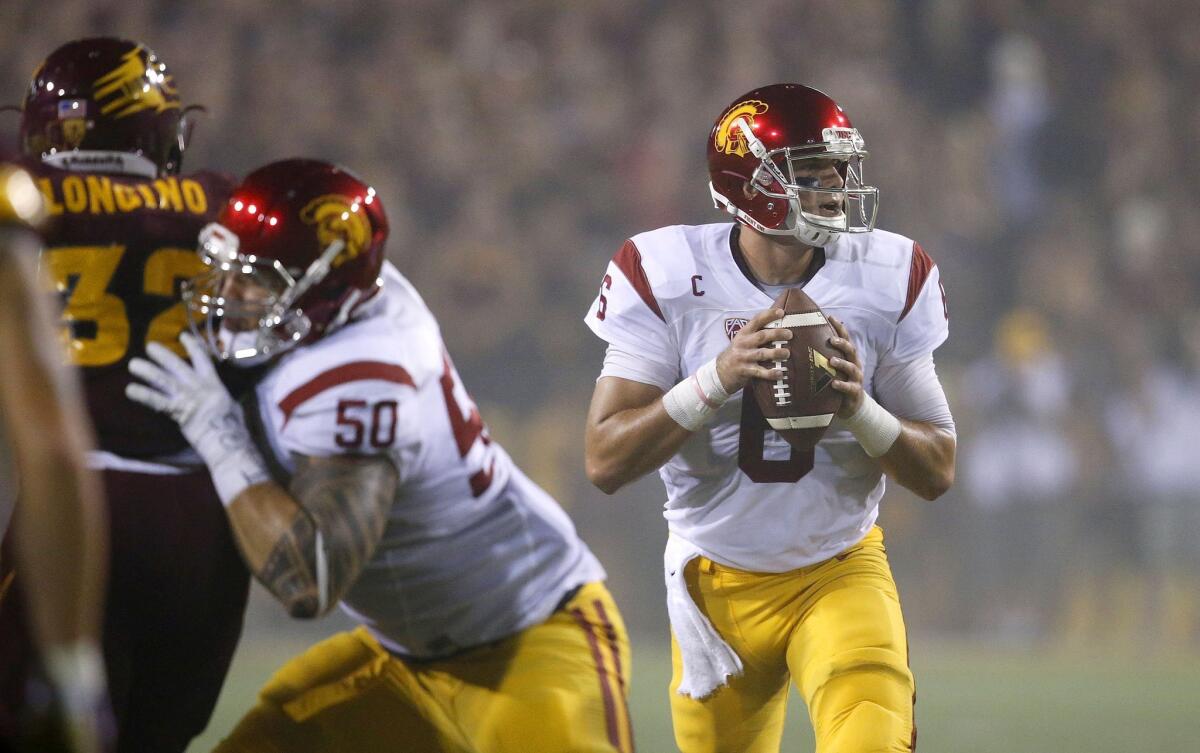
left=247, top=452, right=398, bottom=618
left=288, top=452, right=398, bottom=598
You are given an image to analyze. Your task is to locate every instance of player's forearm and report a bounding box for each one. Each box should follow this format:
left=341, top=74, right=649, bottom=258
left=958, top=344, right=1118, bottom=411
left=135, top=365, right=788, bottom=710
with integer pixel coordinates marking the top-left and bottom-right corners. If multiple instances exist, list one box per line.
left=585, top=402, right=692, bottom=494
left=226, top=482, right=329, bottom=618
left=225, top=455, right=395, bottom=619
left=0, top=247, right=106, bottom=650
left=878, top=420, right=956, bottom=501
left=11, top=447, right=106, bottom=647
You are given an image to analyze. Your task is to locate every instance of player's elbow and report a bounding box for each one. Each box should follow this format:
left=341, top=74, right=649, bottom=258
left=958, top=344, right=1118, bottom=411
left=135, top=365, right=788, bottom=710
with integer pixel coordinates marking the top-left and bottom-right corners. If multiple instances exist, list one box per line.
left=585, top=457, right=625, bottom=495
left=585, top=450, right=633, bottom=496
left=284, top=593, right=322, bottom=620
left=914, top=431, right=956, bottom=500
left=276, top=577, right=340, bottom=620
left=916, top=466, right=954, bottom=501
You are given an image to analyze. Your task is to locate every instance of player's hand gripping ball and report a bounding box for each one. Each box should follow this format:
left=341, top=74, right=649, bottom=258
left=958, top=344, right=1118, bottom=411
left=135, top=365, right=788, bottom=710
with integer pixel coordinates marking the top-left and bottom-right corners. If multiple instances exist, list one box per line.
left=749, top=288, right=844, bottom=451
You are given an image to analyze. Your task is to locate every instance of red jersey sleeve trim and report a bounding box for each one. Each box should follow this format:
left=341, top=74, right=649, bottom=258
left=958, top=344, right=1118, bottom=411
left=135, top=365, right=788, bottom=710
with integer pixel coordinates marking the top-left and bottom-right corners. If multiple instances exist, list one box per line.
left=612, top=239, right=665, bottom=322
left=279, top=361, right=415, bottom=426
left=899, top=241, right=935, bottom=322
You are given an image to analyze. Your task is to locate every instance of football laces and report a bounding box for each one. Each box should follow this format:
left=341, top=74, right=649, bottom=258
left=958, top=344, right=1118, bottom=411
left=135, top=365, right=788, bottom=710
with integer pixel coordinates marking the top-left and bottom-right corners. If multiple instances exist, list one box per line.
left=771, top=338, right=790, bottom=406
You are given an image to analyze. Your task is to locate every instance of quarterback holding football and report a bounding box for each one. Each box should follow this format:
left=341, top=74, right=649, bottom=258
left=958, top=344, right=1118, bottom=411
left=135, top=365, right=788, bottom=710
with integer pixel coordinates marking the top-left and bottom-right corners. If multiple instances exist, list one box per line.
left=585, top=83, right=956, bottom=752
left=127, top=159, right=633, bottom=753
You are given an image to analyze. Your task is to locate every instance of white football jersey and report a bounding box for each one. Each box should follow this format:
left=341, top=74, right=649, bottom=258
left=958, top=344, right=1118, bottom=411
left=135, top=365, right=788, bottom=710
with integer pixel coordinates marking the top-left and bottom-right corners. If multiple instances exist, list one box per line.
left=586, top=223, right=948, bottom=572
left=251, top=262, right=604, bottom=658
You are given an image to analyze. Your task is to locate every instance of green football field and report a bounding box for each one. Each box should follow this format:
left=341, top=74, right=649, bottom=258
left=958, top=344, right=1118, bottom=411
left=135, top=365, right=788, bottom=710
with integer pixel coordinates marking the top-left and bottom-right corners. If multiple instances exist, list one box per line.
left=188, top=636, right=1200, bottom=752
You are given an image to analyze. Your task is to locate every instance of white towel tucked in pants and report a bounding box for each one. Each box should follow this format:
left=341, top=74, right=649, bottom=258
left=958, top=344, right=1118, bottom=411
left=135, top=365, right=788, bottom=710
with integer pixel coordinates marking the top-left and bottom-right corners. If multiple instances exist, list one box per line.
left=664, top=533, right=744, bottom=699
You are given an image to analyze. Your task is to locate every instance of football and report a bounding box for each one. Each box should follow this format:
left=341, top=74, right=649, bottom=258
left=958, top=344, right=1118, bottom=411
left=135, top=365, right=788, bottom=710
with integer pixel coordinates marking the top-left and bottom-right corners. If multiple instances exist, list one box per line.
left=749, top=288, right=844, bottom=451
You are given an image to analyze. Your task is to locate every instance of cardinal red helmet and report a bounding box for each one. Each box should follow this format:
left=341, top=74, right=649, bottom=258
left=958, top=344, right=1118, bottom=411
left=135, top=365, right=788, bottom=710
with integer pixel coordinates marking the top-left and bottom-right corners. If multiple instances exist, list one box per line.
left=184, top=159, right=389, bottom=365
left=707, top=83, right=878, bottom=246
left=17, top=37, right=191, bottom=176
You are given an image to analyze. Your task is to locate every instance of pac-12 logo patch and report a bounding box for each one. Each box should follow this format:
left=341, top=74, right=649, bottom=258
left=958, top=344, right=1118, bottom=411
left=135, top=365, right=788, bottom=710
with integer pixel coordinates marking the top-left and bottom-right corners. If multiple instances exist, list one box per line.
left=725, top=317, right=749, bottom=340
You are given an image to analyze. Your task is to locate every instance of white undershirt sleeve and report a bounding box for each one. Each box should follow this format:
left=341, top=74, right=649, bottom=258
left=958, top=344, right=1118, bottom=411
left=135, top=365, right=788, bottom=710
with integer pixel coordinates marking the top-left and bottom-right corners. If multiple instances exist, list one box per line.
left=599, top=343, right=678, bottom=392
left=872, top=353, right=956, bottom=436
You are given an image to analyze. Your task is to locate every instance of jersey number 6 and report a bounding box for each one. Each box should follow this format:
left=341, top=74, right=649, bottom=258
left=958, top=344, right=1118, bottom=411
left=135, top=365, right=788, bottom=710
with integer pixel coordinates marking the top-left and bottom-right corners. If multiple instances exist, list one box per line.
left=737, top=396, right=814, bottom=483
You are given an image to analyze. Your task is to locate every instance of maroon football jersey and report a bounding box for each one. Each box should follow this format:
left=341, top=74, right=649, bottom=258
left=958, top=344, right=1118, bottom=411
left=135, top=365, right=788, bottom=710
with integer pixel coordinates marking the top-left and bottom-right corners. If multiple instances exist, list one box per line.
left=26, top=160, right=235, bottom=458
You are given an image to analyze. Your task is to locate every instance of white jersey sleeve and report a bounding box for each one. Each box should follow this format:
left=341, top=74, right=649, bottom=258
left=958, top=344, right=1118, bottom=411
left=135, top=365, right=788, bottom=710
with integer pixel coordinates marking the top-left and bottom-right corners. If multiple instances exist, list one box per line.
left=585, top=239, right=680, bottom=389
left=884, top=242, right=949, bottom=364
left=873, top=353, right=956, bottom=434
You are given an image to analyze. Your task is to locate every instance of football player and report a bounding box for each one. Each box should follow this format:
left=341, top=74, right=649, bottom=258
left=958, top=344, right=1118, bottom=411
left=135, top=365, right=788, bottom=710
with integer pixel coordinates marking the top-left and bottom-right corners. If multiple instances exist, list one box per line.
left=0, top=38, right=249, bottom=752
left=584, top=83, right=956, bottom=752
left=0, top=159, right=108, bottom=753
left=126, top=159, right=633, bottom=753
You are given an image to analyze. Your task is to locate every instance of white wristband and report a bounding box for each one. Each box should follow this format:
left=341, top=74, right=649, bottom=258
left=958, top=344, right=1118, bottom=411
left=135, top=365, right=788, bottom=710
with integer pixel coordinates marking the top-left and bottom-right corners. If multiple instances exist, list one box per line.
left=662, top=358, right=731, bottom=432
left=44, top=640, right=106, bottom=716
left=209, top=447, right=272, bottom=507
left=843, top=393, right=902, bottom=458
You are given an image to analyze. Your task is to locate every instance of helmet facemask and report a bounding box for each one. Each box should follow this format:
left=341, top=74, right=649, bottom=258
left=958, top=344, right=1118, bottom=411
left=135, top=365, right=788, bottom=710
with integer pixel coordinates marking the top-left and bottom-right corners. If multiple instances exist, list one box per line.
left=183, top=223, right=314, bottom=367
left=722, top=119, right=879, bottom=246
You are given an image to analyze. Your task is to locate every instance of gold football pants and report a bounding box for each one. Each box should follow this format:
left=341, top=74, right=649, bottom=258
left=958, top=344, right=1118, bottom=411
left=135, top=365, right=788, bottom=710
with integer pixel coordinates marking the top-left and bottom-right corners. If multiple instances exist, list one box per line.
left=215, top=581, right=633, bottom=753
left=670, top=526, right=916, bottom=753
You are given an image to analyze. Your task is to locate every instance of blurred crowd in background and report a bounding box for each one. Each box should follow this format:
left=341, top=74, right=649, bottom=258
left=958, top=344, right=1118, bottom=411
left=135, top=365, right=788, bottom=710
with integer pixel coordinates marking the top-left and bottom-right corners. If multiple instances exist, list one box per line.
left=3, top=0, right=1198, bottom=653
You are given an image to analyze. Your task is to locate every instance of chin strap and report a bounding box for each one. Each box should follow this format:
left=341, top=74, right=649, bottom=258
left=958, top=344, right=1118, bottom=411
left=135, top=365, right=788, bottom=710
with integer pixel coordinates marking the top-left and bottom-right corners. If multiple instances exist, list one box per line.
left=794, top=225, right=833, bottom=246
left=790, top=206, right=836, bottom=246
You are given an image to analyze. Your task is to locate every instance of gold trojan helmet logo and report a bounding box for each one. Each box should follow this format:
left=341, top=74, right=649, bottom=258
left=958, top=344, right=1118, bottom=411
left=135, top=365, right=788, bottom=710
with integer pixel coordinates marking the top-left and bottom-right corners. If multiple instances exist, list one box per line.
left=93, top=46, right=180, bottom=119
left=714, top=100, right=769, bottom=157
left=299, top=194, right=371, bottom=268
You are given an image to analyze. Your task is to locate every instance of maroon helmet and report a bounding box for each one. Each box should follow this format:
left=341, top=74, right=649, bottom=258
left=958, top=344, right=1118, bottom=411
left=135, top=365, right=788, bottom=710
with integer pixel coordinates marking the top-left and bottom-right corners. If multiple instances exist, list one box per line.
left=17, top=37, right=191, bottom=176
left=184, top=158, right=389, bottom=365
left=707, top=83, right=878, bottom=246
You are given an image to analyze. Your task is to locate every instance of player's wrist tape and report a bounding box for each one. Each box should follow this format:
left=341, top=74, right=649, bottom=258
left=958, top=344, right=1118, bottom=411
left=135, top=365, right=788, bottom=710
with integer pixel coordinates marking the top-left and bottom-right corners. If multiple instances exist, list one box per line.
left=209, top=448, right=272, bottom=507
left=44, top=640, right=105, bottom=715
left=189, top=406, right=272, bottom=506
left=663, top=358, right=730, bottom=432
left=843, top=394, right=902, bottom=457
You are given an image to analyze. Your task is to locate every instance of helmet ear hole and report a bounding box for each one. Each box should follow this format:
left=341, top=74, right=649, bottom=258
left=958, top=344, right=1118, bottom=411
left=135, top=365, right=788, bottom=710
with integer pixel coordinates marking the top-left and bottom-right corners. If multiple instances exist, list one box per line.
left=741, top=180, right=757, bottom=200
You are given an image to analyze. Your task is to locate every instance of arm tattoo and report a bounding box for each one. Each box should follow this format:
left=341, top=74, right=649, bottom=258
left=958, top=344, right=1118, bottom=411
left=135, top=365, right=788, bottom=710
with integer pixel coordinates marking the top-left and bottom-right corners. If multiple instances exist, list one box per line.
left=255, top=454, right=397, bottom=618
